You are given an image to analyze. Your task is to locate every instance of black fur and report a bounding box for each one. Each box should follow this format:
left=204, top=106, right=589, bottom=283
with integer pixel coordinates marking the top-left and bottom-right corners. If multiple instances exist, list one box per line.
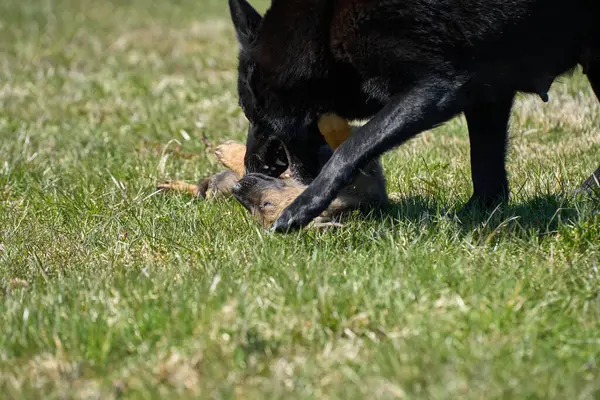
left=228, top=0, right=600, bottom=232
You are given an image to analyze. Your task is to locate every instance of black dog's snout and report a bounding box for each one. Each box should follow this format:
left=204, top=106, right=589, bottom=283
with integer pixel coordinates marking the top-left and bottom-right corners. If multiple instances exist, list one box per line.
left=244, top=134, right=289, bottom=177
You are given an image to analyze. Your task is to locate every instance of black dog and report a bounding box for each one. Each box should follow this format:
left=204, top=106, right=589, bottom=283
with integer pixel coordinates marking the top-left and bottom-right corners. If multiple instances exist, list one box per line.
left=228, top=0, right=600, bottom=232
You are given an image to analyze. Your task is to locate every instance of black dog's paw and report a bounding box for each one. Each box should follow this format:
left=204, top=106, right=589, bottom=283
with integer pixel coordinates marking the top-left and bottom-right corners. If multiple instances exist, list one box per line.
left=463, top=194, right=506, bottom=212
left=271, top=198, right=322, bottom=233
left=270, top=208, right=304, bottom=233
left=271, top=183, right=337, bottom=233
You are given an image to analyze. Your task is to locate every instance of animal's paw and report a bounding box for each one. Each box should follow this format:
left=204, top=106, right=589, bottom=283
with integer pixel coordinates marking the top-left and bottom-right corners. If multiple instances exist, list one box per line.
left=214, top=141, right=246, bottom=175
left=462, top=194, right=506, bottom=213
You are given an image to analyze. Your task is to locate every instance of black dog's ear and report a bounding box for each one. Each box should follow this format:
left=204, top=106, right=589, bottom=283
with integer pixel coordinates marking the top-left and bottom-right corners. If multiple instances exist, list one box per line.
left=228, top=0, right=262, bottom=48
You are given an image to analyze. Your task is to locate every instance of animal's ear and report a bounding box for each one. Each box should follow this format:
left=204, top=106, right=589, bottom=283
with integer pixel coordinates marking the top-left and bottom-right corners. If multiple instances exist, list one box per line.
left=228, top=0, right=262, bottom=48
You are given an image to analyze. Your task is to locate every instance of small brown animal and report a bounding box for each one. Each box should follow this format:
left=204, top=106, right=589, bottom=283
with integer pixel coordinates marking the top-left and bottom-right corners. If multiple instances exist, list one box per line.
left=158, top=115, right=387, bottom=227
left=156, top=140, right=247, bottom=199
left=231, top=159, right=386, bottom=227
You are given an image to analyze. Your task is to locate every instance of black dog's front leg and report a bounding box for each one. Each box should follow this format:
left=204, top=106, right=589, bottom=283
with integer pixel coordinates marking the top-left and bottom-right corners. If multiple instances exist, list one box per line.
left=271, top=79, right=466, bottom=232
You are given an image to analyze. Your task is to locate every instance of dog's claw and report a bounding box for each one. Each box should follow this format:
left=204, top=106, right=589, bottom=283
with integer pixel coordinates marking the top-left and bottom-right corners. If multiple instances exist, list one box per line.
left=271, top=212, right=303, bottom=233
left=271, top=217, right=293, bottom=233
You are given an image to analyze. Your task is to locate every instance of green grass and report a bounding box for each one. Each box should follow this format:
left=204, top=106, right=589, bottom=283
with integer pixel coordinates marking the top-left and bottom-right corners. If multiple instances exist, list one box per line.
left=1, top=0, right=600, bottom=398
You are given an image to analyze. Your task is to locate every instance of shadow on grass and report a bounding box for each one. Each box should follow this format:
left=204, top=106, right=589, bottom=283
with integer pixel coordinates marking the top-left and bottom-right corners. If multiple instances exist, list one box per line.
left=370, top=191, right=598, bottom=242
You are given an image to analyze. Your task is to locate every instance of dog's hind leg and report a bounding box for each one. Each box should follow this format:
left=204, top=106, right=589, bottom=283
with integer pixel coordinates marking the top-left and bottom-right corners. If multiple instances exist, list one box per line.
left=588, top=72, right=600, bottom=102
left=579, top=55, right=600, bottom=194
left=579, top=167, right=600, bottom=193
left=463, top=91, right=515, bottom=209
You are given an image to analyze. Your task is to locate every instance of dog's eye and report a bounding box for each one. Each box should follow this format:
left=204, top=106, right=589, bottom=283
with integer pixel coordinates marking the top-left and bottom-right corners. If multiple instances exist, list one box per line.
left=260, top=201, right=274, bottom=209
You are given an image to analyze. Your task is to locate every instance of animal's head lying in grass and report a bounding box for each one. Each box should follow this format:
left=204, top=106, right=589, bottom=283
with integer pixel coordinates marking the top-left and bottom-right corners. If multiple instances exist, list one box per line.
left=158, top=114, right=387, bottom=228
left=232, top=173, right=305, bottom=227
left=232, top=115, right=387, bottom=227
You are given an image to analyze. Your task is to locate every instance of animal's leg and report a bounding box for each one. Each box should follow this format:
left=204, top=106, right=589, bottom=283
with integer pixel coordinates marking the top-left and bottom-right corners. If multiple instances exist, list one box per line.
left=214, top=141, right=247, bottom=176
left=463, top=92, right=514, bottom=209
left=580, top=167, right=600, bottom=193
left=157, top=170, right=240, bottom=199
left=157, top=180, right=202, bottom=197
left=580, top=59, right=600, bottom=193
left=272, top=78, right=466, bottom=232
left=584, top=51, right=600, bottom=101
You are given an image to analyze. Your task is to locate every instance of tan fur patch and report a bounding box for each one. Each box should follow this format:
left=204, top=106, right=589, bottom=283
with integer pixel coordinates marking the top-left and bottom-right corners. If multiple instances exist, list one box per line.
left=318, top=113, right=353, bottom=149
left=214, top=141, right=246, bottom=175
left=156, top=180, right=201, bottom=197
left=255, top=184, right=306, bottom=227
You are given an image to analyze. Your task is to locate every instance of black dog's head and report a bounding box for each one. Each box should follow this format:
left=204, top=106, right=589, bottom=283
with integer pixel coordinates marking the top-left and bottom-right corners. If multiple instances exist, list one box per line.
left=228, top=0, right=331, bottom=182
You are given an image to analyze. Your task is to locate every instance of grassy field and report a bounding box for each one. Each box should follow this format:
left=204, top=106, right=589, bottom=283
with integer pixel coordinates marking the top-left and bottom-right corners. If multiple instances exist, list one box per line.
left=1, top=0, right=600, bottom=398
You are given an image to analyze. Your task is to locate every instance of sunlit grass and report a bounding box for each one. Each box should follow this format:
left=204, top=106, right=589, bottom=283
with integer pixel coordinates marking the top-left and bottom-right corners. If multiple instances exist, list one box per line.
left=1, top=0, right=599, bottom=398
